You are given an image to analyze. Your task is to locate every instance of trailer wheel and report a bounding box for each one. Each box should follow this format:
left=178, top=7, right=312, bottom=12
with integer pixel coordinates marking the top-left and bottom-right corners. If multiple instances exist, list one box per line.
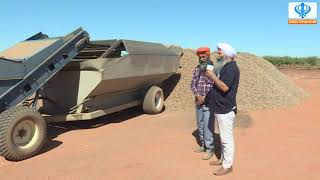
left=143, top=86, right=164, bottom=114
left=0, top=106, right=47, bottom=161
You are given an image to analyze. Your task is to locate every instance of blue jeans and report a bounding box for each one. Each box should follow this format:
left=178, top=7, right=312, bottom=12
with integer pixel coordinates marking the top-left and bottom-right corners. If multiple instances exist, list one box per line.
left=195, top=105, right=214, bottom=151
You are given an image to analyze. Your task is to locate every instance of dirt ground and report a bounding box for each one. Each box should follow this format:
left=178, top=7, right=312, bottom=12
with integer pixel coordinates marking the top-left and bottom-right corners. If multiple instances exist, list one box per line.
left=0, top=69, right=319, bottom=180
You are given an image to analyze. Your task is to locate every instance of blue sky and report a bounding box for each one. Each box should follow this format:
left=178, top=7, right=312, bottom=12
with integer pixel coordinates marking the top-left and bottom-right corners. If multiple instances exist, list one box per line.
left=0, top=0, right=319, bottom=57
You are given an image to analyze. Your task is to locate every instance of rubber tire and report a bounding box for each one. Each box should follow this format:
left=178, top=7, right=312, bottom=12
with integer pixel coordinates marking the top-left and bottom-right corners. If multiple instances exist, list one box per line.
left=143, top=86, right=164, bottom=114
left=0, top=106, right=47, bottom=161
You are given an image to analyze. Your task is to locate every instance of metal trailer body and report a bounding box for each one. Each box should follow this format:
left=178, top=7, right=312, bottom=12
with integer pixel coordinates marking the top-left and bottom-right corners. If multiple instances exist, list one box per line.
left=0, top=28, right=182, bottom=161
left=0, top=28, right=89, bottom=111
left=0, top=28, right=89, bottom=161
left=42, top=39, right=181, bottom=122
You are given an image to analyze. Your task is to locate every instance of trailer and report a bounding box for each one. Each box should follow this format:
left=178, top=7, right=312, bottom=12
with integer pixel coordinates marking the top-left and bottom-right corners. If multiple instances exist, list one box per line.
left=0, top=28, right=182, bottom=161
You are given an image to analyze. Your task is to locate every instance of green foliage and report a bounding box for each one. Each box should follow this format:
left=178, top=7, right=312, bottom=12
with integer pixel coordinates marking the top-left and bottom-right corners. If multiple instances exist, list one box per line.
left=263, top=56, right=320, bottom=66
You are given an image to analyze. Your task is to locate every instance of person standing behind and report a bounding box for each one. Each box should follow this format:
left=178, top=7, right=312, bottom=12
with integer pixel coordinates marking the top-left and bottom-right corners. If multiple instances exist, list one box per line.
left=205, top=43, right=240, bottom=176
left=190, top=47, right=215, bottom=160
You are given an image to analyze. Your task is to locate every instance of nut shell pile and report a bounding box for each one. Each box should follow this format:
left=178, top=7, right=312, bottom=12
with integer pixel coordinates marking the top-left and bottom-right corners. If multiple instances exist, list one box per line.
left=162, top=49, right=308, bottom=112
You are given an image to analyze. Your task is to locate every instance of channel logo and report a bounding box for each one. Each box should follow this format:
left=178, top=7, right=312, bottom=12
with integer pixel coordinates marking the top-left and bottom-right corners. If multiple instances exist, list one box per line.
left=288, top=2, right=318, bottom=24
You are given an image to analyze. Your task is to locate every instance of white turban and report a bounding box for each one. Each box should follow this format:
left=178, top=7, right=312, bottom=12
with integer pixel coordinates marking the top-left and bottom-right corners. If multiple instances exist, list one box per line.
left=217, top=43, right=237, bottom=58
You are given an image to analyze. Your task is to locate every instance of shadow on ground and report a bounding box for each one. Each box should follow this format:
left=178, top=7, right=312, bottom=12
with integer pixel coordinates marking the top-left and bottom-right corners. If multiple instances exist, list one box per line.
left=161, top=73, right=181, bottom=100
left=234, top=110, right=253, bottom=129
left=192, top=130, right=222, bottom=159
left=40, top=106, right=144, bottom=155
left=191, top=110, right=253, bottom=160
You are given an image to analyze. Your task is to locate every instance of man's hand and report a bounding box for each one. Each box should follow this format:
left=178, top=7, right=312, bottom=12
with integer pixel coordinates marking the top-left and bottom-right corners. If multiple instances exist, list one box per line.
left=196, top=95, right=205, bottom=104
left=205, top=70, right=216, bottom=80
left=205, top=70, right=230, bottom=93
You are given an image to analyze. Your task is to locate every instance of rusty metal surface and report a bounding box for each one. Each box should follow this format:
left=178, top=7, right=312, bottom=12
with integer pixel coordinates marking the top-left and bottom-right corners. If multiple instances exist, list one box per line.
left=0, top=39, right=58, bottom=60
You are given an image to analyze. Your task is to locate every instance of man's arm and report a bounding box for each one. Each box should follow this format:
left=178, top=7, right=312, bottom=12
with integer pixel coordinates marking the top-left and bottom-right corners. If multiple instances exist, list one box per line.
left=191, top=68, right=200, bottom=96
left=205, top=70, right=230, bottom=93
left=191, top=69, right=205, bottom=103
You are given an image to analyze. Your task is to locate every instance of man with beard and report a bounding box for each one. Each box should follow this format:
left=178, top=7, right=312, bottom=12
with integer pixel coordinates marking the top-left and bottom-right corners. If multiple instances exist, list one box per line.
left=190, top=47, right=215, bottom=160
left=205, top=43, right=240, bottom=176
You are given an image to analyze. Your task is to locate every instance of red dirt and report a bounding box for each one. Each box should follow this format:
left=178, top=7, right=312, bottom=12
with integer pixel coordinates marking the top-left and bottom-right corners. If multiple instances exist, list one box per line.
left=0, top=69, right=319, bottom=180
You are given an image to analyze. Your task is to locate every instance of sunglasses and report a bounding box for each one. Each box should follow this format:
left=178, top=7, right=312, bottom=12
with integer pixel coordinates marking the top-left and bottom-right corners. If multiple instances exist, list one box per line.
left=199, top=56, right=207, bottom=58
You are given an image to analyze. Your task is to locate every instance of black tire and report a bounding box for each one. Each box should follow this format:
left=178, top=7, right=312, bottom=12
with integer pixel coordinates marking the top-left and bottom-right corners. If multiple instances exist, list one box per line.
left=143, top=86, right=164, bottom=114
left=0, top=106, right=47, bottom=161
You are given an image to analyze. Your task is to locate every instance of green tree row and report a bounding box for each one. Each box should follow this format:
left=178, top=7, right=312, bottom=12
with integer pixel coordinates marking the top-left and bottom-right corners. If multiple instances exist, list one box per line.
left=263, top=56, right=320, bottom=66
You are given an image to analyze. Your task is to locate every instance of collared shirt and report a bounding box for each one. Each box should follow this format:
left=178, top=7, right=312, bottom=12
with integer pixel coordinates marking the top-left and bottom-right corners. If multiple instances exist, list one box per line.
left=206, top=61, right=240, bottom=114
left=190, top=67, right=214, bottom=97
